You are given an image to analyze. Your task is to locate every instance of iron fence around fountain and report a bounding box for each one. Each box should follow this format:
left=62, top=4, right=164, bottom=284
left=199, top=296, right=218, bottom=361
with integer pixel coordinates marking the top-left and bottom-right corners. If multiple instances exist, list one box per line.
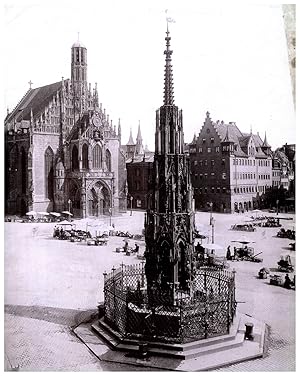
left=103, top=263, right=236, bottom=343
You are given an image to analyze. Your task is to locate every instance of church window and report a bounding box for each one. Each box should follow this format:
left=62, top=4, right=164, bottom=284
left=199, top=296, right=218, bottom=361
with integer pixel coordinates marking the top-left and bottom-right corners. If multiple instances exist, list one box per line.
left=210, top=137, right=214, bottom=143
left=204, top=173, right=208, bottom=179
left=194, top=160, right=198, bottom=166
left=204, top=160, right=208, bottom=166
left=44, top=146, right=54, bottom=200
left=21, top=147, right=27, bottom=194
left=106, top=149, right=112, bottom=172
left=82, top=144, right=89, bottom=169
left=211, top=159, right=215, bottom=166
left=215, top=146, right=220, bottom=153
left=93, top=144, right=102, bottom=169
left=202, top=138, right=206, bottom=144
left=199, top=147, right=203, bottom=153
left=71, top=145, right=79, bottom=171
left=207, top=147, right=211, bottom=153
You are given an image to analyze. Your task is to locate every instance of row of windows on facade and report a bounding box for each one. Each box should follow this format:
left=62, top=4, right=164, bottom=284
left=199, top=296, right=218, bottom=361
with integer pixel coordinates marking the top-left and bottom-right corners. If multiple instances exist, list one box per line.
left=196, top=185, right=268, bottom=195
left=233, top=185, right=268, bottom=194
left=272, top=170, right=288, bottom=177
left=194, top=158, right=271, bottom=167
left=70, top=144, right=111, bottom=171
left=233, top=159, right=271, bottom=167
left=273, top=181, right=289, bottom=187
left=190, top=146, right=220, bottom=153
left=194, top=171, right=272, bottom=181
left=194, top=172, right=226, bottom=180
left=194, top=159, right=225, bottom=166
left=233, top=172, right=271, bottom=180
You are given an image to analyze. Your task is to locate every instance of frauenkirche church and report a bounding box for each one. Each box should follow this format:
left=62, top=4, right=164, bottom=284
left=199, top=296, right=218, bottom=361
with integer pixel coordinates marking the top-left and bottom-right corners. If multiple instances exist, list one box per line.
left=5, top=40, right=128, bottom=217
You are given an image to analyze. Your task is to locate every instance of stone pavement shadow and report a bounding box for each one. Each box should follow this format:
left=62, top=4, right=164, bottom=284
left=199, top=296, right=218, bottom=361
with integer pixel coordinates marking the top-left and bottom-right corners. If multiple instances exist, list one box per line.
left=5, top=304, right=97, bottom=326
left=98, top=346, right=181, bottom=372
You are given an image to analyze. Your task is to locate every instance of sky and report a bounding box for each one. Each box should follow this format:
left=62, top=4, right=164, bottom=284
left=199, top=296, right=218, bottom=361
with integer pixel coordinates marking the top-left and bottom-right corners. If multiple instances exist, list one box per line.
left=3, top=0, right=296, bottom=150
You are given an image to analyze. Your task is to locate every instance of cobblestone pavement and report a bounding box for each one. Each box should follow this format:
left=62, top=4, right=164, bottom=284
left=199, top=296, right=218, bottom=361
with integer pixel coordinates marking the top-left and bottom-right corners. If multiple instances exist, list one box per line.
left=4, top=211, right=295, bottom=371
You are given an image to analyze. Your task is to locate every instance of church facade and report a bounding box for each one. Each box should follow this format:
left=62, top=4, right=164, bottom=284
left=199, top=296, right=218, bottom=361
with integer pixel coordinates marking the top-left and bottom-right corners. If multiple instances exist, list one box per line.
left=5, top=40, right=127, bottom=217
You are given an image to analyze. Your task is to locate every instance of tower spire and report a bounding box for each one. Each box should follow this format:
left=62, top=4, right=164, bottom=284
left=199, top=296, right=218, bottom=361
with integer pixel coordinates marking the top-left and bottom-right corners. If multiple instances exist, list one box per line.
left=127, top=128, right=135, bottom=145
left=163, top=28, right=174, bottom=105
left=136, top=120, right=142, bottom=142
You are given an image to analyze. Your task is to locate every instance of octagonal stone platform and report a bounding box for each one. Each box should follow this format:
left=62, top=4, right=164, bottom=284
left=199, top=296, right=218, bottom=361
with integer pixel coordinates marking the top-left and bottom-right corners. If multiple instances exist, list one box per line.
left=73, top=311, right=267, bottom=371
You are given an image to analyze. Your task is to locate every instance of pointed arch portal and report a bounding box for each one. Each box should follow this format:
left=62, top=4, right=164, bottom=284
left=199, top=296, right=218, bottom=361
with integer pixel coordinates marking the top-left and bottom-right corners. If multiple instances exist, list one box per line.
left=87, top=181, right=111, bottom=216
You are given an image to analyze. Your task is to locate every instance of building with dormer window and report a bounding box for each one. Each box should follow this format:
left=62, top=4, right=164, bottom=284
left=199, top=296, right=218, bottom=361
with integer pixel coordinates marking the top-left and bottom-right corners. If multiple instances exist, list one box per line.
left=189, top=112, right=272, bottom=213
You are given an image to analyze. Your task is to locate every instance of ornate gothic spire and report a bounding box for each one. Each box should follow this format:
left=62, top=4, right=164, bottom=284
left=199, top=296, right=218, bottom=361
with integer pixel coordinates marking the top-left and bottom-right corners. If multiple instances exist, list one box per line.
left=163, top=27, right=174, bottom=105
left=118, top=118, right=121, bottom=139
left=127, top=128, right=135, bottom=145
left=136, top=120, right=142, bottom=143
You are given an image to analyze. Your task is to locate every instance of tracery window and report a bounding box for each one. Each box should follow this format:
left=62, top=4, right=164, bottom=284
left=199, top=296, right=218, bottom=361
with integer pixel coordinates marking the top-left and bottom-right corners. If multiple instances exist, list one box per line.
left=82, top=144, right=89, bottom=169
left=45, top=146, right=54, bottom=199
left=93, top=144, right=102, bottom=169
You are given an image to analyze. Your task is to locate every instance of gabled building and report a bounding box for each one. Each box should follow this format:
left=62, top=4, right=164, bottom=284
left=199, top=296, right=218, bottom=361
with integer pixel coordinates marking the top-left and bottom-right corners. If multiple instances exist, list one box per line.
left=272, top=144, right=295, bottom=192
left=5, top=40, right=127, bottom=217
left=125, top=123, right=154, bottom=209
left=189, top=112, right=272, bottom=213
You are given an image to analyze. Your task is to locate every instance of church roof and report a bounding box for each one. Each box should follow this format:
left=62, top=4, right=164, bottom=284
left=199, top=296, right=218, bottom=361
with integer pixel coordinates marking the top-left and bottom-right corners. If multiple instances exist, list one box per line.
left=5, top=81, right=62, bottom=125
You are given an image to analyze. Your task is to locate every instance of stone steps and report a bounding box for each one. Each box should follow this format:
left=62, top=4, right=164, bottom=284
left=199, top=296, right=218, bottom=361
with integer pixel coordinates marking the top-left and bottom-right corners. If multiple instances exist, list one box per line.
left=92, top=314, right=246, bottom=360
left=74, top=312, right=266, bottom=371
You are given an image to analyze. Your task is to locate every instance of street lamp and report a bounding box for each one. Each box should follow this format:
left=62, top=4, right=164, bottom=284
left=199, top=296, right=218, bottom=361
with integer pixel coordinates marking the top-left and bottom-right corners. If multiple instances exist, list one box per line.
left=109, top=207, right=112, bottom=226
left=211, top=217, right=215, bottom=244
left=130, top=196, right=133, bottom=216
left=276, top=199, right=279, bottom=216
left=68, top=199, right=72, bottom=220
left=209, top=202, right=213, bottom=225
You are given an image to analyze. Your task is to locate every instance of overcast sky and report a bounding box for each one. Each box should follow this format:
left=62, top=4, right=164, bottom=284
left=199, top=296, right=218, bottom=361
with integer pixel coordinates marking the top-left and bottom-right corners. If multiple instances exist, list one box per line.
left=3, top=0, right=295, bottom=150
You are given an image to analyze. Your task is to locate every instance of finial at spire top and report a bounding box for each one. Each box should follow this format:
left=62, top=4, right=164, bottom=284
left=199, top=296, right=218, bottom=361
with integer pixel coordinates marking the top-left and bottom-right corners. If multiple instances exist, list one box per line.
left=163, top=27, right=174, bottom=106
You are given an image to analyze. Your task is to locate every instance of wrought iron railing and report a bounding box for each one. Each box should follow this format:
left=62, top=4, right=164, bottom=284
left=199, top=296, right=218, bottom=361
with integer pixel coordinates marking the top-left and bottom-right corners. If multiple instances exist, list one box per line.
left=103, top=263, right=236, bottom=343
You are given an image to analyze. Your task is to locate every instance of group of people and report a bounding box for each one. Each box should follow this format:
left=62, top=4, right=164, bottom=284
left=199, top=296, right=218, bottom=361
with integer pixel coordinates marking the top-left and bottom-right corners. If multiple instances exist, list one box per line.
left=123, top=240, right=140, bottom=254
left=226, top=246, right=239, bottom=261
